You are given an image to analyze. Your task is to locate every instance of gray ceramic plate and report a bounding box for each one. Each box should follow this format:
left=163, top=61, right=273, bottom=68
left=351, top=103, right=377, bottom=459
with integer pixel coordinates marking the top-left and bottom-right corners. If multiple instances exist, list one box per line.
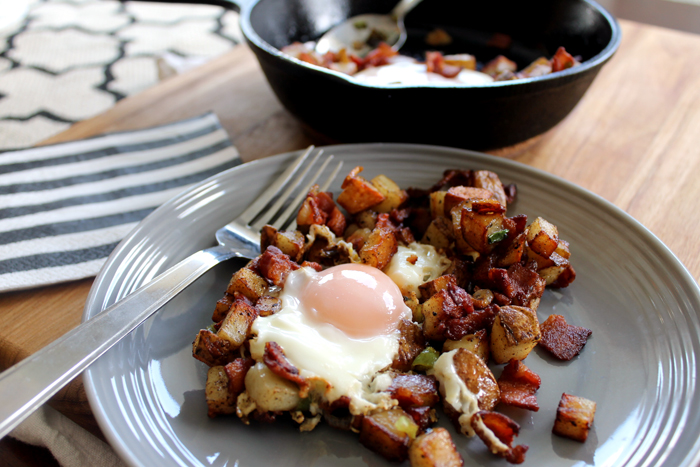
left=83, top=144, right=700, bottom=467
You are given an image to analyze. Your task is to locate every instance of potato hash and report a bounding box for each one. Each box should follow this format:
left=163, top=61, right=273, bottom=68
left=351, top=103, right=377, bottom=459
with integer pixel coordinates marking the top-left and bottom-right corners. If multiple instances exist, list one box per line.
left=192, top=165, right=594, bottom=466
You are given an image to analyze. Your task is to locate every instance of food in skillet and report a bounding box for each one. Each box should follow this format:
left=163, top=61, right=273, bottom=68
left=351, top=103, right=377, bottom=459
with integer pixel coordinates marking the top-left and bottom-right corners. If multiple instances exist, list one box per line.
left=280, top=40, right=580, bottom=86
left=192, top=165, right=593, bottom=465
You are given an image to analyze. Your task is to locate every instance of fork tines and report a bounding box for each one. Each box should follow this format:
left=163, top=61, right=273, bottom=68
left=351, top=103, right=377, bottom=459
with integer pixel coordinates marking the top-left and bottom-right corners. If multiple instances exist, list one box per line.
left=240, top=146, right=343, bottom=233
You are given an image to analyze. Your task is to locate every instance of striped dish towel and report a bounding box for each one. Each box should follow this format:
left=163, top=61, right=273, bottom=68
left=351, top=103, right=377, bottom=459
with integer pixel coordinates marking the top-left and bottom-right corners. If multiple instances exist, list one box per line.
left=0, top=113, right=241, bottom=292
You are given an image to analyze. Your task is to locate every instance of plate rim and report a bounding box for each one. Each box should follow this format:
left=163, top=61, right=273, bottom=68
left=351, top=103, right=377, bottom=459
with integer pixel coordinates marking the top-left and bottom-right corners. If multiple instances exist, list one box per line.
left=82, top=142, right=700, bottom=467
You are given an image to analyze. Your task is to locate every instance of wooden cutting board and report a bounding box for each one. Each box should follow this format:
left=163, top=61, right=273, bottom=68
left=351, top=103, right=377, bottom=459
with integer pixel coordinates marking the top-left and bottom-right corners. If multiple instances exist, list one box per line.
left=1, top=18, right=700, bottom=450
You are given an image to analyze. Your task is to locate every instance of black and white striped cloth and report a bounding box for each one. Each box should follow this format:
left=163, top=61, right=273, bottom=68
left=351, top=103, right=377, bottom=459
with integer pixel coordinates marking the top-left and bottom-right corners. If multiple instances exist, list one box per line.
left=0, top=113, right=241, bottom=292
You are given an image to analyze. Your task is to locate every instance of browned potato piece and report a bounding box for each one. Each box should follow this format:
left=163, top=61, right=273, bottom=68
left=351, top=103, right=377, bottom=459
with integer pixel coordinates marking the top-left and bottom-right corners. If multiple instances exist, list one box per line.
left=527, top=217, right=559, bottom=258
left=227, top=267, right=268, bottom=302
left=472, top=170, right=508, bottom=208
left=192, top=329, right=236, bottom=366
left=443, top=186, right=494, bottom=215
left=444, top=53, right=476, bottom=70
left=449, top=205, right=480, bottom=258
left=359, top=407, right=418, bottom=462
left=490, top=306, right=541, bottom=364
left=206, top=366, right=236, bottom=417
left=419, top=274, right=457, bottom=300
left=553, top=393, right=597, bottom=442
left=212, top=292, right=234, bottom=322
left=443, top=329, right=489, bottom=363
left=538, top=253, right=573, bottom=285
left=519, top=56, right=552, bottom=78
left=429, top=191, right=447, bottom=218
left=336, top=166, right=386, bottom=214
left=452, top=348, right=500, bottom=411
left=422, top=289, right=451, bottom=341
left=244, top=362, right=301, bottom=412
left=497, top=232, right=526, bottom=268
left=387, top=373, right=440, bottom=408
left=261, top=228, right=305, bottom=263
left=359, top=226, right=398, bottom=269
left=371, top=174, right=408, bottom=213
left=391, top=319, right=427, bottom=372
left=217, top=300, right=258, bottom=348
left=482, top=55, right=517, bottom=77
left=355, top=209, right=378, bottom=230
left=459, top=204, right=507, bottom=255
left=409, top=428, right=464, bottom=467
left=422, top=216, right=454, bottom=250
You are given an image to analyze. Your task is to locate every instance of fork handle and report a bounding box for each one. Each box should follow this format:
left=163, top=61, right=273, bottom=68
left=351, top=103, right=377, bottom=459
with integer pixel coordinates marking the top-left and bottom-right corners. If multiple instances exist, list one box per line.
left=0, top=244, right=237, bottom=440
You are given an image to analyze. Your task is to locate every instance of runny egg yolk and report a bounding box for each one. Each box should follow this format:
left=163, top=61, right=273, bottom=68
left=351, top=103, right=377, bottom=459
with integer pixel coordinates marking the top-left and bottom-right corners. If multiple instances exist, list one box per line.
left=299, top=263, right=406, bottom=339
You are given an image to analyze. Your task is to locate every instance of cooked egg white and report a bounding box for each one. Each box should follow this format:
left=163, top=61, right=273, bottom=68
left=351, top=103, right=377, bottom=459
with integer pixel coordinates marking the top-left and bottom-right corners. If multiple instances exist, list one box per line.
left=249, top=264, right=412, bottom=415
left=383, top=242, right=451, bottom=297
left=352, top=56, right=494, bottom=87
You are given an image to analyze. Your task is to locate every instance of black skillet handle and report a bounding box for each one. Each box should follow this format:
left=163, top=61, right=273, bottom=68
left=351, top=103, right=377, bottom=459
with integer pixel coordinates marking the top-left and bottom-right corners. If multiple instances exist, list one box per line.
left=133, top=0, right=255, bottom=13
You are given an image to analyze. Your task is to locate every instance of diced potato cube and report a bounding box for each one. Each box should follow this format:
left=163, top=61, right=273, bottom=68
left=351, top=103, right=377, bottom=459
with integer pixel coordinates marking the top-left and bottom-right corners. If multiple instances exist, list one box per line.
left=482, top=55, right=517, bottom=77
left=444, top=53, right=476, bottom=70
left=359, top=408, right=418, bottom=462
left=371, top=174, right=409, bottom=213
left=244, top=362, right=301, bottom=412
left=472, top=170, right=508, bottom=208
left=421, top=216, right=454, bottom=250
left=337, top=166, right=386, bottom=214
left=271, top=230, right=305, bottom=262
left=497, top=232, right=526, bottom=268
left=391, top=319, right=426, bottom=372
left=555, top=239, right=571, bottom=259
left=409, top=427, right=464, bottom=467
left=443, top=186, right=494, bottom=215
left=227, top=267, right=268, bottom=301
left=460, top=206, right=507, bottom=255
left=355, top=209, right=378, bottom=229
left=360, top=226, right=398, bottom=269
left=212, top=292, right=234, bottom=322
left=553, top=393, right=596, bottom=442
left=526, top=217, right=559, bottom=258
left=450, top=204, right=480, bottom=257
left=206, top=366, right=236, bottom=417
left=192, top=329, right=236, bottom=367
left=217, top=301, right=258, bottom=348
left=430, top=191, right=447, bottom=219
left=490, top=306, right=541, bottom=364
left=443, top=329, right=489, bottom=363
left=418, top=274, right=457, bottom=300
left=451, top=348, right=500, bottom=411
left=422, top=290, right=450, bottom=341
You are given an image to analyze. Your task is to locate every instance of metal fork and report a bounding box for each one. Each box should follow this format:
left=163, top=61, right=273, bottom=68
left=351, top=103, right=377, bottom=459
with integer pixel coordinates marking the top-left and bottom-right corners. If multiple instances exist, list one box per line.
left=0, top=146, right=343, bottom=439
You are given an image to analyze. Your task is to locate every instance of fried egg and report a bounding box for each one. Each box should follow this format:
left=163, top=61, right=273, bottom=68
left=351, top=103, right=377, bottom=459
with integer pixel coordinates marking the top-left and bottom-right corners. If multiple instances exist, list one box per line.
left=249, top=263, right=412, bottom=415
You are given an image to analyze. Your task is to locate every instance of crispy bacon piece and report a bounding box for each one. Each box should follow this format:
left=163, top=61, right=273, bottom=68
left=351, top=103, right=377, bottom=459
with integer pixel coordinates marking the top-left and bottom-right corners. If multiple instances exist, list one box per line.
left=425, top=51, right=462, bottom=78
left=444, top=304, right=499, bottom=341
left=262, top=342, right=308, bottom=392
left=551, top=46, right=578, bottom=72
left=224, top=357, right=255, bottom=396
left=300, top=260, right=323, bottom=272
left=497, top=359, right=541, bottom=411
left=488, top=262, right=545, bottom=307
left=361, top=42, right=399, bottom=69
left=539, top=314, right=592, bottom=360
left=430, top=169, right=473, bottom=191
left=297, top=187, right=347, bottom=236
left=471, top=199, right=506, bottom=214
left=471, top=411, right=528, bottom=464
left=257, top=245, right=300, bottom=287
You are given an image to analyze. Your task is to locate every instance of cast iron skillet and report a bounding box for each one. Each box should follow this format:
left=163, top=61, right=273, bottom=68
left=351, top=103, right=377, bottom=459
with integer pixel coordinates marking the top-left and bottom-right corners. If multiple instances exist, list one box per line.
left=160, top=0, right=621, bottom=151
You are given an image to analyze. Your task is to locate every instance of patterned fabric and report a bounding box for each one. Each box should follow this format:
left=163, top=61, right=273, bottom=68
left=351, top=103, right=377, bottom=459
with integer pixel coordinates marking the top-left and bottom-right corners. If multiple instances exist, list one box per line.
left=0, top=0, right=242, bottom=150
left=0, top=113, right=241, bottom=292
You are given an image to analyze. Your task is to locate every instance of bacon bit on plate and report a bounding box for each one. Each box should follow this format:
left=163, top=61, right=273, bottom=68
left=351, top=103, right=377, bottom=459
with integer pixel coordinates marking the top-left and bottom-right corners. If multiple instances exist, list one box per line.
left=497, top=358, right=541, bottom=411
left=471, top=410, right=529, bottom=464
left=538, top=314, right=592, bottom=360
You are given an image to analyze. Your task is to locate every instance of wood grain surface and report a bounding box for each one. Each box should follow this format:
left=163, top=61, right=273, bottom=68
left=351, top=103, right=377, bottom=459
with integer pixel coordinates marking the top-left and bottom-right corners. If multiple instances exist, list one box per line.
left=2, top=18, right=699, bottom=464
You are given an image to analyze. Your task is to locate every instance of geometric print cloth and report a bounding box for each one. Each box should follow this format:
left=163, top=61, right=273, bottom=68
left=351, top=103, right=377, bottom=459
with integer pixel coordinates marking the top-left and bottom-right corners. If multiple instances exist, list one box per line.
left=0, top=0, right=241, bottom=150
left=0, top=113, right=241, bottom=292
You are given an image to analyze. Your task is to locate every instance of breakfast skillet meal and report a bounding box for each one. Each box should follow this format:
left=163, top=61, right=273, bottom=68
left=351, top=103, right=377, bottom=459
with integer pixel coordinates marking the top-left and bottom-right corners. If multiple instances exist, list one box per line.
left=192, top=165, right=595, bottom=465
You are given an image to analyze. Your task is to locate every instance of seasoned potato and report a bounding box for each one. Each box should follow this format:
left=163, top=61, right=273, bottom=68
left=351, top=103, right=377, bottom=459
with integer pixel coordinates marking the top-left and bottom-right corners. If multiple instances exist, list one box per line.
left=391, top=319, right=427, bottom=372
left=452, top=348, right=500, bottom=411
left=472, top=170, right=508, bottom=208
left=459, top=203, right=507, bottom=255
left=444, top=53, right=476, bottom=70
left=443, top=329, right=489, bottom=363
left=371, top=174, right=409, bottom=213
left=553, top=393, right=596, bottom=442
left=212, top=292, right=234, bottom=322
left=337, top=166, right=386, bottom=214
left=360, top=226, right=398, bottom=269
left=227, top=267, right=268, bottom=302
left=443, top=186, right=494, bottom=215
left=354, top=209, right=378, bottom=230
left=449, top=205, right=480, bottom=258
left=206, top=366, right=236, bottom=417
left=244, top=362, right=301, bottom=412
left=261, top=226, right=305, bottom=263
left=429, top=191, right=447, bottom=219
left=497, top=232, right=526, bottom=268
left=409, top=427, right=464, bottom=467
left=490, top=306, right=541, bottom=364
left=192, top=329, right=236, bottom=367
left=526, top=217, right=559, bottom=258
left=359, top=407, right=418, bottom=462
left=422, top=289, right=451, bottom=341
left=217, top=300, right=258, bottom=348
left=418, top=274, right=457, bottom=300
left=422, top=216, right=454, bottom=250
